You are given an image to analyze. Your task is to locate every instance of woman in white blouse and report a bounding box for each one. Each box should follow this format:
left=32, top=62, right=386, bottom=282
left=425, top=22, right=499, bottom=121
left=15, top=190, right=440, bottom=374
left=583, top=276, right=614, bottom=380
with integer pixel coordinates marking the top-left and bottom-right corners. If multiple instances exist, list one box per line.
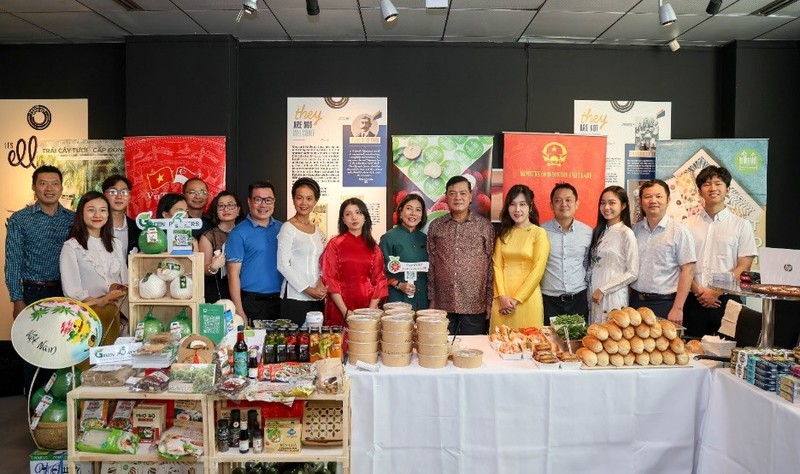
left=277, top=177, right=327, bottom=326
left=60, top=191, right=128, bottom=342
left=588, top=186, right=639, bottom=324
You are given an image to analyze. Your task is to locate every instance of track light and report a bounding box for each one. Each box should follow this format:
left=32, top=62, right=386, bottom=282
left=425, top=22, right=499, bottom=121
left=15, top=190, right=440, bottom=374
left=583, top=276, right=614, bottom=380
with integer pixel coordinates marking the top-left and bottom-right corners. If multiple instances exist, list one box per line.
left=668, top=39, right=680, bottom=52
left=236, top=0, right=258, bottom=22
left=658, top=0, right=677, bottom=26
left=380, top=0, right=398, bottom=22
left=306, top=0, right=319, bottom=16
left=706, top=0, right=722, bottom=15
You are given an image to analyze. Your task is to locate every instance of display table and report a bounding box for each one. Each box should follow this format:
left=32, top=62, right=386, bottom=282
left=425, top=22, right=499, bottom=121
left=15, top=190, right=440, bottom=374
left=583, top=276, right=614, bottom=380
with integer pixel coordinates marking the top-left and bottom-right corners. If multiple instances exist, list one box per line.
left=696, top=369, right=800, bottom=474
left=347, top=336, right=713, bottom=474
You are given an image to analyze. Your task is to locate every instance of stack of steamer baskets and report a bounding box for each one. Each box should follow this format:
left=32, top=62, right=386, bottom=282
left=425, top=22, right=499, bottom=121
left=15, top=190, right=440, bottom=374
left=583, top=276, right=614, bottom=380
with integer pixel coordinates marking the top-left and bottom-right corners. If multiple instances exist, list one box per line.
left=346, top=308, right=383, bottom=365
left=414, top=309, right=451, bottom=369
left=381, top=302, right=415, bottom=367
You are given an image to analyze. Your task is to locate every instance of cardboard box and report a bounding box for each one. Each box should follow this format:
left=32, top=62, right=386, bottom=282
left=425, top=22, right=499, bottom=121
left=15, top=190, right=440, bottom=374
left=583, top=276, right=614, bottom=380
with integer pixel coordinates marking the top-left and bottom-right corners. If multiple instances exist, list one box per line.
left=173, top=399, right=203, bottom=429
left=29, top=450, right=93, bottom=474
left=133, top=403, right=166, bottom=443
left=264, top=419, right=302, bottom=453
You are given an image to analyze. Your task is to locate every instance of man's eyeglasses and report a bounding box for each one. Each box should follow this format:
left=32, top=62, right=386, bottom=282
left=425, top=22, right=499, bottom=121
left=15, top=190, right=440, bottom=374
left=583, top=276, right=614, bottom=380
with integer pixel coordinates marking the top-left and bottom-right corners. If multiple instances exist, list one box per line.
left=185, top=190, right=208, bottom=196
left=218, top=203, right=239, bottom=211
left=105, top=189, right=130, bottom=196
left=252, top=197, right=275, bottom=205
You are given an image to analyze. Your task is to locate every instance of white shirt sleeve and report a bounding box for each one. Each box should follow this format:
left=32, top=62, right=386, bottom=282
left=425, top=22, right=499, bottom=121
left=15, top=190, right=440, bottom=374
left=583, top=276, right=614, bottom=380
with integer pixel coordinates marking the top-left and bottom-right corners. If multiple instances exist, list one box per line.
left=60, top=240, right=89, bottom=301
left=277, top=224, right=313, bottom=293
left=599, top=228, right=640, bottom=295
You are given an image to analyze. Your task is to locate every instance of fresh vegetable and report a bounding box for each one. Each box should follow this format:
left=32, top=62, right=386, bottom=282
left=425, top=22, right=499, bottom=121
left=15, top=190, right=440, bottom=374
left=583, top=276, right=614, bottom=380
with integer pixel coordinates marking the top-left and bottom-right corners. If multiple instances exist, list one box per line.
left=555, top=324, right=587, bottom=341
left=141, top=311, right=165, bottom=340
left=138, top=225, right=168, bottom=254
left=30, top=386, right=48, bottom=411
left=552, top=314, right=587, bottom=341
left=552, top=314, right=585, bottom=326
left=49, top=367, right=81, bottom=400
left=40, top=400, right=68, bottom=423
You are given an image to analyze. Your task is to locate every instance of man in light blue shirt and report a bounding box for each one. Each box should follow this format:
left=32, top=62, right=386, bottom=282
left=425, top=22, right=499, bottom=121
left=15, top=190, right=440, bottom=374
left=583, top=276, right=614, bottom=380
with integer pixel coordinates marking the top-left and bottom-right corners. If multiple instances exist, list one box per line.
left=541, top=183, right=593, bottom=324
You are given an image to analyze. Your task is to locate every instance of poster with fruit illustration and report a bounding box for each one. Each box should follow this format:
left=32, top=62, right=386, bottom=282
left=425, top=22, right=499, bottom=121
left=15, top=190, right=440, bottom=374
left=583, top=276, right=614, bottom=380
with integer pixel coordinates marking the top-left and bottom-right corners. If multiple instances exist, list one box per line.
left=125, top=136, right=227, bottom=218
left=390, top=135, right=494, bottom=230
left=502, top=133, right=607, bottom=225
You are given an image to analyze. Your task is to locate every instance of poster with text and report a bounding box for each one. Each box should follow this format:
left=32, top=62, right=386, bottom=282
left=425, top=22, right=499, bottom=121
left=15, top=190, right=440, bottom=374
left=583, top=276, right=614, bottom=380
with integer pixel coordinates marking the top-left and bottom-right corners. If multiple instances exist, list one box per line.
left=36, top=139, right=125, bottom=210
left=0, top=99, right=88, bottom=340
left=391, top=135, right=493, bottom=230
left=574, top=100, right=671, bottom=216
left=503, top=133, right=607, bottom=225
left=287, top=97, right=388, bottom=239
left=656, top=139, right=768, bottom=265
left=124, top=136, right=226, bottom=218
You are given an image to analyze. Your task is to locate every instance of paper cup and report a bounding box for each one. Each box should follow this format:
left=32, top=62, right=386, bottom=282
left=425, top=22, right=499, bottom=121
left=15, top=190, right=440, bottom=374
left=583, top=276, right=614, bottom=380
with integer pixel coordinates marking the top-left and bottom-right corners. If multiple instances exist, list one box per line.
left=416, top=342, right=450, bottom=356
left=348, top=340, right=379, bottom=354
left=416, top=331, right=450, bottom=345
left=381, top=352, right=412, bottom=367
left=348, top=351, right=378, bottom=365
left=381, top=340, right=413, bottom=354
left=347, top=315, right=380, bottom=332
left=347, top=329, right=380, bottom=342
left=416, top=316, right=449, bottom=333
left=418, top=353, right=449, bottom=369
left=381, top=330, right=413, bottom=344
left=381, top=315, right=414, bottom=332
left=452, top=349, right=483, bottom=369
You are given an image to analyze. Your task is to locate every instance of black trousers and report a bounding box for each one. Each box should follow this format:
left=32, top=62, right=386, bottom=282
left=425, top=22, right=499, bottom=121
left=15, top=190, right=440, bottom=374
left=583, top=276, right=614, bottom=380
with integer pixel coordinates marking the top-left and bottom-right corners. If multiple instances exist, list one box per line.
left=280, top=297, right=324, bottom=327
left=543, top=289, right=589, bottom=324
left=683, top=292, right=741, bottom=338
left=241, top=290, right=281, bottom=323
left=447, top=312, right=487, bottom=336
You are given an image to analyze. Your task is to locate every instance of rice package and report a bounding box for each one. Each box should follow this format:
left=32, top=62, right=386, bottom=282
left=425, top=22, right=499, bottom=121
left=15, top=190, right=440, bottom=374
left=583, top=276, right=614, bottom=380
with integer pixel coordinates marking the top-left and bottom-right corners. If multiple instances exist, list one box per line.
left=79, top=400, right=109, bottom=433
left=157, top=426, right=204, bottom=460
left=76, top=428, right=139, bottom=454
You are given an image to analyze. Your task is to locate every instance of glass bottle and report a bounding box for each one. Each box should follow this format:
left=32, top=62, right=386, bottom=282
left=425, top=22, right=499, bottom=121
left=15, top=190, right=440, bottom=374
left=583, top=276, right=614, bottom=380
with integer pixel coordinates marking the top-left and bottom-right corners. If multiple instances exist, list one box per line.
left=320, top=326, right=332, bottom=359
left=229, top=410, right=240, bottom=449
left=276, top=328, right=287, bottom=363
left=309, top=326, right=321, bottom=362
left=329, top=326, right=342, bottom=359
left=217, top=418, right=230, bottom=453
left=247, top=347, right=259, bottom=380
left=233, top=325, right=248, bottom=377
left=298, top=327, right=310, bottom=362
left=239, top=417, right=250, bottom=454
left=286, top=325, right=298, bottom=362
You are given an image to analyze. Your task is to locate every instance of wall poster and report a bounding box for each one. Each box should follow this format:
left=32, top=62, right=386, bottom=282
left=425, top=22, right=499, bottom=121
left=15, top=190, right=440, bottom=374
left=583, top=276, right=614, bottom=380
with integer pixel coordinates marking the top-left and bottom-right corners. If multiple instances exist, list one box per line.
left=287, top=97, right=388, bottom=239
left=0, top=99, right=88, bottom=340
left=502, top=132, right=607, bottom=226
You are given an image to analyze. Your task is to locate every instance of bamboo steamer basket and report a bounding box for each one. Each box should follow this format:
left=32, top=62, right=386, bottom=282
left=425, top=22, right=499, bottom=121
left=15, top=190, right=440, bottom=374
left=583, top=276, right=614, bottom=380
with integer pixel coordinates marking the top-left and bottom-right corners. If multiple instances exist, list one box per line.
left=348, top=351, right=379, bottom=365
left=346, top=315, right=380, bottom=332
left=347, top=340, right=379, bottom=354
left=415, top=309, right=448, bottom=319
left=418, top=353, right=449, bottom=369
left=381, top=330, right=413, bottom=344
left=347, top=329, right=380, bottom=343
left=416, top=316, right=449, bottom=333
left=33, top=422, right=68, bottom=450
left=453, top=349, right=483, bottom=369
left=416, top=331, right=450, bottom=345
left=416, top=342, right=450, bottom=356
left=381, top=352, right=412, bottom=367
left=381, top=315, right=414, bottom=332
left=381, top=340, right=413, bottom=354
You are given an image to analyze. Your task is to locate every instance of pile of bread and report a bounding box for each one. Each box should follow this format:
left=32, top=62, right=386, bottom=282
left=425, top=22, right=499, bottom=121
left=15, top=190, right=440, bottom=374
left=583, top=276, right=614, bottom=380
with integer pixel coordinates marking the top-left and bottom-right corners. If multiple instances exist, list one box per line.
left=577, top=307, right=690, bottom=368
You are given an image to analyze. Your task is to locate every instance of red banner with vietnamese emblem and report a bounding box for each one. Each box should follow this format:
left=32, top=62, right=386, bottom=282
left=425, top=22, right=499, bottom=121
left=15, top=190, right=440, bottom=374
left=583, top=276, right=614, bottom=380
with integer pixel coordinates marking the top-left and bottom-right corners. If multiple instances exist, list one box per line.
left=502, top=133, right=607, bottom=225
left=124, top=136, right=226, bottom=217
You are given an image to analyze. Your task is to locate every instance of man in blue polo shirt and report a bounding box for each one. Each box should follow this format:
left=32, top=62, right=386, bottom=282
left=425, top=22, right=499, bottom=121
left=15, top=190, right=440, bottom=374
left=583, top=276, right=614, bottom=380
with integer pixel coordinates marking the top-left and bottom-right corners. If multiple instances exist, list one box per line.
left=5, top=165, right=75, bottom=393
left=226, top=181, right=283, bottom=325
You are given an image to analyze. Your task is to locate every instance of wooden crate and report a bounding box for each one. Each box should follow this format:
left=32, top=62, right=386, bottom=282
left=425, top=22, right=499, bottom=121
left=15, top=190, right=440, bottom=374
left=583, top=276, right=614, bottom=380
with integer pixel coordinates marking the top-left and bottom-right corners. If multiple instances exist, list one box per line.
left=128, top=301, right=202, bottom=335
left=128, top=253, right=204, bottom=303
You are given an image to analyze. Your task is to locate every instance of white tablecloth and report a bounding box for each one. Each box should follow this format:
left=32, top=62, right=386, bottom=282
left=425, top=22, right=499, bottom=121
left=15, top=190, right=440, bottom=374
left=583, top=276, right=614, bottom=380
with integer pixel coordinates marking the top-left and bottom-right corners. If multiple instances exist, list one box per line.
left=347, top=336, right=713, bottom=474
left=697, top=369, right=800, bottom=474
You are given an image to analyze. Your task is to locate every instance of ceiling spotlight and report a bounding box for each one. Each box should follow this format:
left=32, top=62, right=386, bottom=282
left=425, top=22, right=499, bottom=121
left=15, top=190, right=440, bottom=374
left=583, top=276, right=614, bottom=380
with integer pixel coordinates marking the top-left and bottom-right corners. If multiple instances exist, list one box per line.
left=380, top=0, right=398, bottom=22
left=236, top=0, right=258, bottom=22
left=706, top=0, right=722, bottom=15
left=306, top=0, right=319, bottom=16
left=658, top=0, right=677, bottom=26
left=668, top=39, right=680, bottom=52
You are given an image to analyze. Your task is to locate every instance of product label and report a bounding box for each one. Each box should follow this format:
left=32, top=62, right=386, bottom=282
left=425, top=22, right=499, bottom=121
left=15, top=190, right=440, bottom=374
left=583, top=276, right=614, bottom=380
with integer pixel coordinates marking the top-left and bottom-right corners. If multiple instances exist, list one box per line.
left=234, top=351, right=248, bottom=376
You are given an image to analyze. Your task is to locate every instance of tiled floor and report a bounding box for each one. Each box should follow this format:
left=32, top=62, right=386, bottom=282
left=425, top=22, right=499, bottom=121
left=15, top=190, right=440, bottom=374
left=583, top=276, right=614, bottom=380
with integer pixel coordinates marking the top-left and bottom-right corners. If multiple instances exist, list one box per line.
left=1, top=395, right=38, bottom=473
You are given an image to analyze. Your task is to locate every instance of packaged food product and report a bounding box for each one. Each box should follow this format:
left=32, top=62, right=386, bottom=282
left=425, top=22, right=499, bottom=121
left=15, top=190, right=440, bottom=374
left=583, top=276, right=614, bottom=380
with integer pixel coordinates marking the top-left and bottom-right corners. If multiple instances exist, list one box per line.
left=81, top=365, right=137, bottom=387
left=157, top=426, right=204, bottom=459
left=76, top=428, right=139, bottom=454
left=131, top=370, right=170, bottom=393
left=109, top=400, right=136, bottom=431
left=79, top=400, right=109, bottom=433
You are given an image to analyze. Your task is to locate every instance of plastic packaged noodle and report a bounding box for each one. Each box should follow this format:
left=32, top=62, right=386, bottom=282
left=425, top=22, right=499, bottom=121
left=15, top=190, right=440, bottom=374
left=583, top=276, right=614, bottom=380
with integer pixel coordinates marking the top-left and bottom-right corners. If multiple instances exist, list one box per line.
left=157, top=426, right=204, bottom=459
left=76, top=428, right=139, bottom=454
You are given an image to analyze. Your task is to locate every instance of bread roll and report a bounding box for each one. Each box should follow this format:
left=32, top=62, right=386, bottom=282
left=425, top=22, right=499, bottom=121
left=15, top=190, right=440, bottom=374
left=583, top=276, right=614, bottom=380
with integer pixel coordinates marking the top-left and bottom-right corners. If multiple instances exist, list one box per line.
left=576, top=347, right=598, bottom=367
left=582, top=335, right=604, bottom=353
left=622, top=325, right=636, bottom=340
left=635, top=352, right=650, bottom=366
left=662, top=349, right=677, bottom=366
left=659, top=319, right=678, bottom=340
left=686, top=339, right=703, bottom=354
left=604, top=322, right=623, bottom=341
left=655, top=336, right=670, bottom=352
left=616, top=338, right=631, bottom=356
left=623, top=352, right=636, bottom=366
left=587, top=324, right=609, bottom=341
left=630, top=336, right=644, bottom=354
left=669, top=338, right=685, bottom=355
left=596, top=350, right=610, bottom=367
left=650, top=350, right=664, bottom=366
left=638, top=306, right=657, bottom=325
left=676, top=352, right=690, bottom=365
left=603, top=338, right=619, bottom=355
left=609, top=309, right=631, bottom=328
left=643, top=337, right=656, bottom=353
left=634, top=324, right=650, bottom=339
left=624, top=307, right=642, bottom=326
left=609, top=353, right=624, bottom=367
left=649, top=322, right=663, bottom=338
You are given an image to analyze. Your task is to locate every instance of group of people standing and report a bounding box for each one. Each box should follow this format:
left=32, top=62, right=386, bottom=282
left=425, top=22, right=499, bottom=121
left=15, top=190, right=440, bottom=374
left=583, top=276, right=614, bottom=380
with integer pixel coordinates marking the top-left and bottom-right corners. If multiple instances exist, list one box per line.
left=6, top=165, right=756, bottom=348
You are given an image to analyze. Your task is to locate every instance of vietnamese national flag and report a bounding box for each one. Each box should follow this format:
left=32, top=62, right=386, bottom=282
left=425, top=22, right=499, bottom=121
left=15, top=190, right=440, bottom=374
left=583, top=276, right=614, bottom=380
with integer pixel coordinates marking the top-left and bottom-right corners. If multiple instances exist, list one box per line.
left=147, top=166, right=175, bottom=191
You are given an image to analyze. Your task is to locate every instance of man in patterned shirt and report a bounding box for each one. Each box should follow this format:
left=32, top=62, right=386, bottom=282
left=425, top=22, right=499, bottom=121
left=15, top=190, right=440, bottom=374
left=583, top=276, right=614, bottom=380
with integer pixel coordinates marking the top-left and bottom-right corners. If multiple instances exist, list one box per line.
left=5, top=165, right=74, bottom=392
left=428, top=176, right=494, bottom=335
left=630, top=179, right=696, bottom=323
